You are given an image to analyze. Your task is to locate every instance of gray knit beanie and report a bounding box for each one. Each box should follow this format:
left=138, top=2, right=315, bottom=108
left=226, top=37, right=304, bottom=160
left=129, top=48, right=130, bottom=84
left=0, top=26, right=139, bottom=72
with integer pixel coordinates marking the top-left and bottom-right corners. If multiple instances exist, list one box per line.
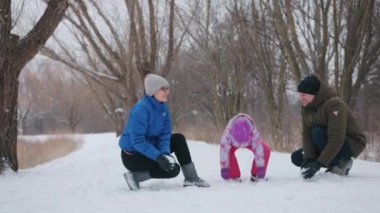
left=144, top=74, right=169, bottom=96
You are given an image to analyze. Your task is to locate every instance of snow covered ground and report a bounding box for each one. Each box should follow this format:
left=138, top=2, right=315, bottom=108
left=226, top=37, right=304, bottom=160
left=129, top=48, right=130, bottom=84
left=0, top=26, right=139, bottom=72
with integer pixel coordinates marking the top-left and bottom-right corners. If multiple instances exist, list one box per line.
left=1, top=133, right=379, bottom=213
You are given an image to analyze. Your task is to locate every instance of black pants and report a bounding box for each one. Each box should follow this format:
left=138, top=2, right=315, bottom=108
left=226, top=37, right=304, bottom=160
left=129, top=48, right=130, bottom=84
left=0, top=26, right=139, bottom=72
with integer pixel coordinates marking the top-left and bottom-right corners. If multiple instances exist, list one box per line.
left=291, top=126, right=352, bottom=167
left=121, top=133, right=192, bottom=178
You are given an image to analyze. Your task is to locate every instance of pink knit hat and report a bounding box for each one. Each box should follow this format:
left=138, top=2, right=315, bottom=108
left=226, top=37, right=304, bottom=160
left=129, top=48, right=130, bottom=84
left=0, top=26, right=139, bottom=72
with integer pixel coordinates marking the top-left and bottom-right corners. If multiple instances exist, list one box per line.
left=230, top=116, right=253, bottom=144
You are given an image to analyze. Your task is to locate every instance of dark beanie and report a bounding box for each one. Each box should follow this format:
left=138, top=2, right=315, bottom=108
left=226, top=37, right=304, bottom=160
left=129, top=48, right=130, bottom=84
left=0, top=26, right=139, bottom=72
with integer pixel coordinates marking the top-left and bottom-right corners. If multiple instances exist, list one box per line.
left=297, top=75, right=320, bottom=95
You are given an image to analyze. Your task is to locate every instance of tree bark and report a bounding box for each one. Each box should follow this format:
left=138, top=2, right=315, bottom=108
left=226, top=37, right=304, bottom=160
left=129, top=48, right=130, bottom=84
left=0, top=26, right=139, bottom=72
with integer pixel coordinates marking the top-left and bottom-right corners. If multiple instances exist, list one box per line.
left=0, top=0, right=68, bottom=173
left=340, top=0, right=375, bottom=107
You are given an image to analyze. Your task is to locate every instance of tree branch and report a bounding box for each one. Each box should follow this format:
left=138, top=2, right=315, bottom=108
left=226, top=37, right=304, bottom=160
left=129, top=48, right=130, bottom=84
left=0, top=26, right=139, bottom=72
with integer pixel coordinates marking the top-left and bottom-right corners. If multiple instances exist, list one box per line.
left=16, top=0, right=68, bottom=70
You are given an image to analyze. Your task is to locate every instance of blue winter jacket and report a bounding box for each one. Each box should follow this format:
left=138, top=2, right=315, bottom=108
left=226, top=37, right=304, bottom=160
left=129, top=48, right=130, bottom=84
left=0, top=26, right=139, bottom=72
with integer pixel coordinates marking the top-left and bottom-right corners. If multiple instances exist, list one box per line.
left=119, top=95, right=172, bottom=160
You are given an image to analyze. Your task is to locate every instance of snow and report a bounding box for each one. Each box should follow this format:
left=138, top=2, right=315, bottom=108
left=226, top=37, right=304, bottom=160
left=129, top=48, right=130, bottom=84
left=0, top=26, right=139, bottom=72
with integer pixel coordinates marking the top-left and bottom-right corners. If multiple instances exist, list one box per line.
left=1, top=133, right=379, bottom=213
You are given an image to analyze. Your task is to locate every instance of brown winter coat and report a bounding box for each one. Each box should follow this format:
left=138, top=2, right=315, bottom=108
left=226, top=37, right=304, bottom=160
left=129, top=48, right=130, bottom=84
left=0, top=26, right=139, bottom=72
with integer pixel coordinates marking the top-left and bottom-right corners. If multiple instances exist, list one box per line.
left=301, top=86, right=367, bottom=166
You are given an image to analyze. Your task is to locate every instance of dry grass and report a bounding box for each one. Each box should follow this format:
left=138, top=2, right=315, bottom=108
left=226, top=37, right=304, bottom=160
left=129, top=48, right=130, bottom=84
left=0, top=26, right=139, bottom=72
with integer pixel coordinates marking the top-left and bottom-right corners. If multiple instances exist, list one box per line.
left=17, top=135, right=83, bottom=169
left=176, top=124, right=223, bottom=144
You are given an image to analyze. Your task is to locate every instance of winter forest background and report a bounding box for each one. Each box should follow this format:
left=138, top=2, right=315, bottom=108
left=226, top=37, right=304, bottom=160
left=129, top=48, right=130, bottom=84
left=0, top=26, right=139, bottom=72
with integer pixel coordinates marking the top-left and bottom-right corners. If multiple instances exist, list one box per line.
left=1, top=0, right=380, bottom=172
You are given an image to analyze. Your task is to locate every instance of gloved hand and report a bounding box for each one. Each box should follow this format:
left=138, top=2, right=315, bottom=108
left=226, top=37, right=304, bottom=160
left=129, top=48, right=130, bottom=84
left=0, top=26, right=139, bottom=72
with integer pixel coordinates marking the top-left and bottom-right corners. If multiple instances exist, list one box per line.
left=300, top=159, right=313, bottom=169
left=301, top=161, right=321, bottom=179
left=156, top=154, right=175, bottom=171
left=221, top=168, right=229, bottom=179
left=256, top=167, right=266, bottom=179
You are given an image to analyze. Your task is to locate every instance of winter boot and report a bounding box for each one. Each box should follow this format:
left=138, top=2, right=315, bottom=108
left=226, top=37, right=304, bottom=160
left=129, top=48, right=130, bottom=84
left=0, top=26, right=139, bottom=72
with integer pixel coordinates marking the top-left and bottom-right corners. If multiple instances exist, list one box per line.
left=181, top=162, right=210, bottom=187
left=250, top=174, right=268, bottom=182
left=250, top=174, right=260, bottom=182
left=328, top=158, right=353, bottom=176
left=123, top=171, right=151, bottom=191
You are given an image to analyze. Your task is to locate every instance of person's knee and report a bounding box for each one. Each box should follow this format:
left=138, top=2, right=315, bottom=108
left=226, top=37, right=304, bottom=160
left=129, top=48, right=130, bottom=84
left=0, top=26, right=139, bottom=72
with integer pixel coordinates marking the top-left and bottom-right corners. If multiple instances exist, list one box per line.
left=172, top=133, right=186, bottom=143
left=171, top=133, right=188, bottom=149
left=291, top=149, right=304, bottom=167
left=166, top=163, right=181, bottom=178
left=311, top=126, right=327, bottom=145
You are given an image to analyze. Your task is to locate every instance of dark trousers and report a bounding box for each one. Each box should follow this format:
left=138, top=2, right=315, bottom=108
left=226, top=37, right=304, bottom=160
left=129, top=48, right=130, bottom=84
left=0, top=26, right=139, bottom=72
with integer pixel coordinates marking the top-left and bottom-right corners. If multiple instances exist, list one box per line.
left=121, top=133, right=192, bottom=178
left=291, top=126, right=352, bottom=167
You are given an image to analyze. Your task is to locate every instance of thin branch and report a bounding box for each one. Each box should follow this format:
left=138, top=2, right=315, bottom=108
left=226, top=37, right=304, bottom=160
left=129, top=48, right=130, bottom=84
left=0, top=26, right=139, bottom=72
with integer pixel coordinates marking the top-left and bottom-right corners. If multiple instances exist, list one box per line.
left=16, top=0, right=68, bottom=69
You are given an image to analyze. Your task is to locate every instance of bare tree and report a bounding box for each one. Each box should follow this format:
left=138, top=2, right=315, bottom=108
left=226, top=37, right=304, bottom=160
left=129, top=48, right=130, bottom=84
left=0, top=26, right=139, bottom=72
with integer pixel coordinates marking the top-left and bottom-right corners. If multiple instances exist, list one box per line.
left=178, top=0, right=290, bottom=147
left=18, top=62, right=114, bottom=135
left=177, top=0, right=253, bottom=130
left=269, top=0, right=380, bottom=109
left=17, top=103, right=31, bottom=135
left=44, top=71, right=86, bottom=133
left=17, top=68, right=37, bottom=135
left=339, top=0, right=380, bottom=107
left=42, top=0, right=182, bottom=135
left=0, top=0, right=68, bottom=173
left=18, top=64, right=62, bottom=135
left=235, top=0, right=289, bottom=148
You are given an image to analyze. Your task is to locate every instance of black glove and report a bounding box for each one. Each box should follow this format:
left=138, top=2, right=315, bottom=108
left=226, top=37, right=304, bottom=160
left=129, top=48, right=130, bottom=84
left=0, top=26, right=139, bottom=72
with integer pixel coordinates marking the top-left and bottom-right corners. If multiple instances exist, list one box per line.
left=301, top=161, right=321, bottom=179
left=156, top=154, right=175, bottom=171
left=300, top=159, right=313, bottom=169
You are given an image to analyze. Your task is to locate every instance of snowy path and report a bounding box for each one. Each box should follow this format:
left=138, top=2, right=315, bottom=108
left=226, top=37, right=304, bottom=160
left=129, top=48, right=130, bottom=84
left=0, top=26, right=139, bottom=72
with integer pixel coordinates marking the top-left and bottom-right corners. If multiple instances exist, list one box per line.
left=1, top=133, right=380, bottom=213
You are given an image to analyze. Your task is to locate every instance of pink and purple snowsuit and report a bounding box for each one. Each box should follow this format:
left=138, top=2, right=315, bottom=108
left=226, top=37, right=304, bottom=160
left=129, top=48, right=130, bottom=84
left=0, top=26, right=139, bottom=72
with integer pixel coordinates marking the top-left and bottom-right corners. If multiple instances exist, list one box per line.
left=220, top=113, right=271, bottom=180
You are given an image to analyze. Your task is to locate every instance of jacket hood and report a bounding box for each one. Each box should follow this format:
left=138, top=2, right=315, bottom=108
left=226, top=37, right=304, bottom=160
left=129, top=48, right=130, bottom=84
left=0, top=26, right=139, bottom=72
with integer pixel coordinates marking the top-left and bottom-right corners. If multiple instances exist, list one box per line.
left=307, top=85, right=336, bottom=108
left=225, top=113, right=262, bottom=147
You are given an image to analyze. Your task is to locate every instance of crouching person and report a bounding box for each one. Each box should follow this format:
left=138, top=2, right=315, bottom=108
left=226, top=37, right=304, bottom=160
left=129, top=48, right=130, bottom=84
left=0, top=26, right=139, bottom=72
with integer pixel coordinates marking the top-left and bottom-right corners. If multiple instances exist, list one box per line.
left=292, top=75, right=367, bottom=179
left=220, top=113, right=271, bottom=182
left=119, top=74, right=210, bottom=191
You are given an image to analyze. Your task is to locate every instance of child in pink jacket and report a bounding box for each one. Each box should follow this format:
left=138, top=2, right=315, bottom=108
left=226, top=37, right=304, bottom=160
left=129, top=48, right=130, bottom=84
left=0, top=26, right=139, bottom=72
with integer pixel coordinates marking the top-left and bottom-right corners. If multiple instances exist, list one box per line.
left=220, top=113, right=271, bottom=181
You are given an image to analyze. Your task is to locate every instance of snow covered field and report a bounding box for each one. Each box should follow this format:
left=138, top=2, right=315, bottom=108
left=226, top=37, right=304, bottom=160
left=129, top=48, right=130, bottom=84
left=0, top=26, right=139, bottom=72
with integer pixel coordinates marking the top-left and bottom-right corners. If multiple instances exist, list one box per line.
left=1, top=133, right=379, bottom=213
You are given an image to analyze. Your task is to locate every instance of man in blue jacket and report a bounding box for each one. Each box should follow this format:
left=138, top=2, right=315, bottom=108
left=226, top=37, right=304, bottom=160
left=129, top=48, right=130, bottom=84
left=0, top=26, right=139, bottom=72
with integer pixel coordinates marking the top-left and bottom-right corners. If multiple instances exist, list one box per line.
left=119, top=74, right=210, bottom=191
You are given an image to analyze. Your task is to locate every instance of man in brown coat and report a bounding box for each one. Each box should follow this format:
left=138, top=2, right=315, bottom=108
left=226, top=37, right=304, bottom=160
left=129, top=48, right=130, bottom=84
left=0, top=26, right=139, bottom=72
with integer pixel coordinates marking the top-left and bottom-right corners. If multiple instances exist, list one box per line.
left=291, top=75, right=367, bottom=179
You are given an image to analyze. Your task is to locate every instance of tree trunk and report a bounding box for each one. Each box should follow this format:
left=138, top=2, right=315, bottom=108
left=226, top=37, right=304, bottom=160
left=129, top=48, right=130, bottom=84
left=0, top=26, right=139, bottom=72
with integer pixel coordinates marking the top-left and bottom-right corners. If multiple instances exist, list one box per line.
left=0, top=0, right=68, bottom=173
left=0, top=64, right=19, bottom=172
